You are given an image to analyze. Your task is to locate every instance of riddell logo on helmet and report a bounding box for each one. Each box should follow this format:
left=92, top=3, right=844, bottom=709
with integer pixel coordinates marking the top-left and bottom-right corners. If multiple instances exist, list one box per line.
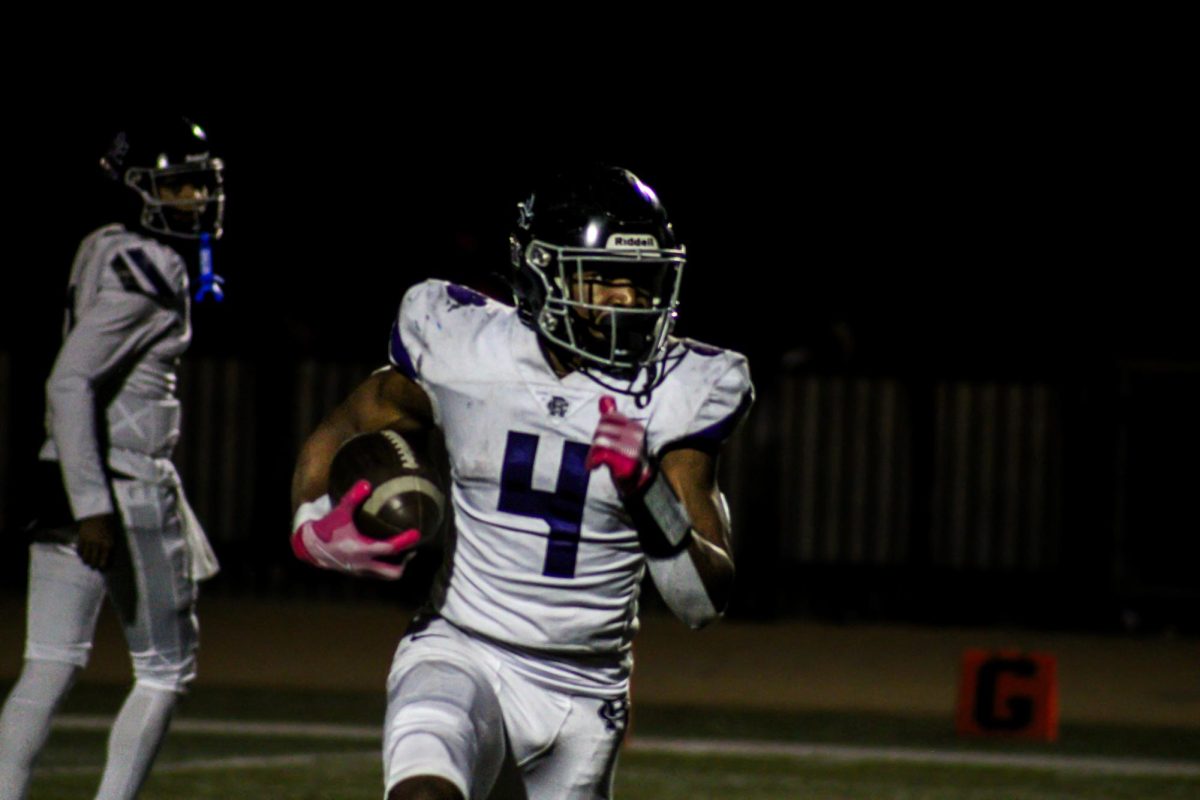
left=606, top=234, right=658, bottom=250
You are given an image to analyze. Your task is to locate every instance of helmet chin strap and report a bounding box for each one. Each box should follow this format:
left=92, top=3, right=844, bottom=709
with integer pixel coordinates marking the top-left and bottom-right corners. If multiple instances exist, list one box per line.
left=577, top=354, right=688, bottom=409
left=571, top=342, right=688, bottom=408
left=578, top=362, right=657, bottom=408
left=534, top=299, right=679, bottom=406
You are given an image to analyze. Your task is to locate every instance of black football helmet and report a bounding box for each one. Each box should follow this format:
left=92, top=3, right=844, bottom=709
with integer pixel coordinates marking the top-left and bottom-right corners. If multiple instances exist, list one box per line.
left=510, top=165, right=686, bottom=377
left=99, top=116, right=225, bottom=240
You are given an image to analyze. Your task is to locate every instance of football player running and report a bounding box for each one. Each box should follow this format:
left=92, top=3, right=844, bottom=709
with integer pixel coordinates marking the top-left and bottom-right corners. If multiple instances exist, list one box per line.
left=0, top=117, right=222, bottom=800
left=291, top=165, right=753, bottom=800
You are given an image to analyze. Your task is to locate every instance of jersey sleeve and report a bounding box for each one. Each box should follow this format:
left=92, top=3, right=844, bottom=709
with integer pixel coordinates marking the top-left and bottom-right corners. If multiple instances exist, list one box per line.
left=388, top=279, right=492, bottom=385
left=46, top=253, right=180, bottom=520
left=651, top=350, right=754, bottom=457
left=388, top=280, right=441, bottom=383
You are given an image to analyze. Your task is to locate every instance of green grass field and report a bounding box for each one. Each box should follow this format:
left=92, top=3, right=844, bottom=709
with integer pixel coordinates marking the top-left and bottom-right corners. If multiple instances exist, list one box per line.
left=13, top=682, right=1200, bottom=799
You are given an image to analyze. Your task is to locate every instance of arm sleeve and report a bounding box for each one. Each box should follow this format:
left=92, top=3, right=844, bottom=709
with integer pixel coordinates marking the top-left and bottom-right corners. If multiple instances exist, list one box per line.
left=46, top=288, right=171, bottom=519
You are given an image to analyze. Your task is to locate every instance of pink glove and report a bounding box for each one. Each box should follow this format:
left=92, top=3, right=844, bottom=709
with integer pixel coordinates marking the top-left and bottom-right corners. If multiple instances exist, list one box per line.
left=290, top=480, right=419, bottom=580
left=586, top=396, right=653, bottom=495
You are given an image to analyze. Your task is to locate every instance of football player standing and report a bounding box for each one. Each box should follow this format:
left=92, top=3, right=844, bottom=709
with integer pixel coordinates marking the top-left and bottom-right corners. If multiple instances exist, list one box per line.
left=0, top=118, right=222, bottom=800
left=291, top=165, right=753, bottom=799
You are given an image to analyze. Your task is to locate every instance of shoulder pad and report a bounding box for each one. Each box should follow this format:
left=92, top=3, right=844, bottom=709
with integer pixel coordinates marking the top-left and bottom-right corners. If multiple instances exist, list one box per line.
left=648, top=343, right=753, bottom=456
left=677, top=338, right=726, bottom=358
left=390, top=280, right=501, bottom=380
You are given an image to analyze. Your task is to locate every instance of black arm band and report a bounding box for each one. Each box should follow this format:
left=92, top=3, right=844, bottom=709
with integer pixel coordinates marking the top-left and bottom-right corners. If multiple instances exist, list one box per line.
left=625, top=466, right=693, bottom=558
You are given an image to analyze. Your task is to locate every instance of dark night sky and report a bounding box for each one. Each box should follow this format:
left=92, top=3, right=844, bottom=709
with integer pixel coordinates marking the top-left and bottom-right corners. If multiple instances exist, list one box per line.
left=1, top=50, right=1196, bottom=625
left=3, top=69, right=1192, bottom=382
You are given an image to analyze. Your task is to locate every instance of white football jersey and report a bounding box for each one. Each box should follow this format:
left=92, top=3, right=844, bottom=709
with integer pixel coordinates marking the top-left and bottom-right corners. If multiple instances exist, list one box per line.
left=39, top=224, right=191, bottom=520
left=390, top=280, right=752, bottom=686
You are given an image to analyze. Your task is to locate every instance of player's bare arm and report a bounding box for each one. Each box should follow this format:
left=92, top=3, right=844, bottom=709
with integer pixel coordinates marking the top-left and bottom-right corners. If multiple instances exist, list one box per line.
left=586, top=395, right=737, bottom=628
left=658, top=446, right=735, bottom=612
left=291, top=368, right=434, bottom=512
left=290, top=369, right=436, bottom=580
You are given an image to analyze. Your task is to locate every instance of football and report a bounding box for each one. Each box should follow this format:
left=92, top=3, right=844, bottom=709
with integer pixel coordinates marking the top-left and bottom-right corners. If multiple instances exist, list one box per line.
left=328, top=430, right=446, bottom=543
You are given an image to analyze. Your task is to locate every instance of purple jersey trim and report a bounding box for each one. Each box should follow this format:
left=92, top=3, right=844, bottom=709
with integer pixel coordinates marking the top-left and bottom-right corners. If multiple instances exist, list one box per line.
left=108, top=255, right=143, bottom=293
left=125, top=248, right=176, bottom=301
left=446, top=283, right=488, bottom=307
left=389, top=319, right=417, bottom=379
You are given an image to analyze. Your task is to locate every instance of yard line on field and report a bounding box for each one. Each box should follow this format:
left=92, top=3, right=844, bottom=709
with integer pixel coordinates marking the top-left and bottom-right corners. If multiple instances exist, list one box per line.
left=40, top=751, right=377, bottom=776
left=626, top=737, right=1200, bottom=778
left=55, top=714, right=380, bottom=740
left=52, top=715, right=1200, bottom=778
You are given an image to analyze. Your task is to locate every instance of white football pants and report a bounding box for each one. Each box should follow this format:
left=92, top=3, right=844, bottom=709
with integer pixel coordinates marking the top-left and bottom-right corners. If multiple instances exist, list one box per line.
left=384, top=618, right=628, bottom=800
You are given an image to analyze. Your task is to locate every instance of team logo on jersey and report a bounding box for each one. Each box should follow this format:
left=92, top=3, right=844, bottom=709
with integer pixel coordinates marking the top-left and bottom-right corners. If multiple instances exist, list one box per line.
left=606, top=233, right=659, bottom=250
left=599, top=697, right=629, bottom=733
left=548, top=396, right=569, bottom=417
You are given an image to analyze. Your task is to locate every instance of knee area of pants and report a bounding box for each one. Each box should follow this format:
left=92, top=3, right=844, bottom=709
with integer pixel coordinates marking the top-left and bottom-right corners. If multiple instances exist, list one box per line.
left=385, top=702, right=506, bottom=794
left=385, top=733, right=470, bottom=800
left=388, top=775, right=466, bottom=800
left=130, top=658, right=195, bottom=693
left=131, top=679, right=183, bottom=697
left=24, top=643, right=91, bottom=669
